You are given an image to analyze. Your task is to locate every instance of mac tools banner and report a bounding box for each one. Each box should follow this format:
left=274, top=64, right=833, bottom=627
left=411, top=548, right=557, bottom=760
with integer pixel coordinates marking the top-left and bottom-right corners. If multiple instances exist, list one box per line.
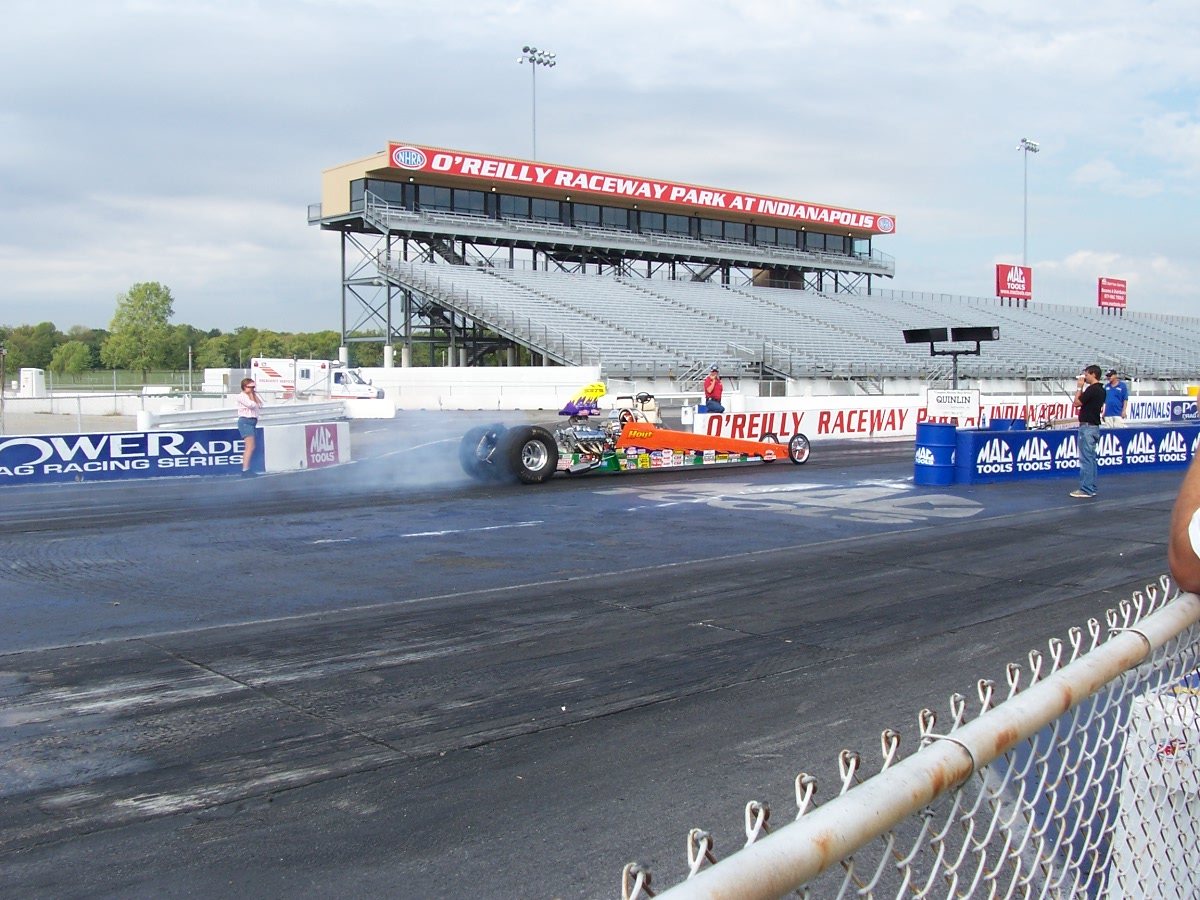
left=954, top=425, right=1199, bottom=485
left=0, top=428, right=254, bottom=486
left=996, top=264, right=1032, bottom=300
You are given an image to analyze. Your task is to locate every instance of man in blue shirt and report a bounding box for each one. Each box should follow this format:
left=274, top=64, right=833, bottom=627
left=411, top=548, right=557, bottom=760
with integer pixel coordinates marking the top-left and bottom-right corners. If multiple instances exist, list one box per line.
left=1103, top=370, right=1129, bottom=427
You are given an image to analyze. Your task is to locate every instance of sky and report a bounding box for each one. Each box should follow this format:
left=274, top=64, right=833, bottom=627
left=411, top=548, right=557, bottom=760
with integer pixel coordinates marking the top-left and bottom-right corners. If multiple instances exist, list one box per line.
left=2, top=0, right=1198, bottom=333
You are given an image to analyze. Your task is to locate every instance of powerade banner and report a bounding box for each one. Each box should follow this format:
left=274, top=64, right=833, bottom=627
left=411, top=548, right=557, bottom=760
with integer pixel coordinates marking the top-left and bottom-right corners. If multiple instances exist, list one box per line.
left=954, top=425, right=1199, bottom=484
left=386, top=142, right=896, bottom=235
left=0, top=429, right=256, bottom=486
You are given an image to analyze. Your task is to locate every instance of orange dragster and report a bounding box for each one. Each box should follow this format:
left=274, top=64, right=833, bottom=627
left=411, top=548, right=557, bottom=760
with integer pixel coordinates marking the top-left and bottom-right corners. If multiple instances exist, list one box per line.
left=459, top=384, right=811, bottom=485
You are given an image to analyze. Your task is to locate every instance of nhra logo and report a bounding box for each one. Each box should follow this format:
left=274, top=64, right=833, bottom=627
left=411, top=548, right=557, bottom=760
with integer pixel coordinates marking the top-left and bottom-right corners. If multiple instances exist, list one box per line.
left=391, top=146, right=427, bottom=169
left=1054, top=436, right=1079, bottom=470
left=1125, top=432, right=1156, bottom=465
left=976, top=438, right=1013, bottom=474
left=1160, top=431, right=1189, bottom=463
left=1015, top=437, right=1052, bottom=472
left=876, top=216, right=895, bottom=234
left=1098, top=432, right=1123, bottom=466
left=914, top=446, right=936, bottom=466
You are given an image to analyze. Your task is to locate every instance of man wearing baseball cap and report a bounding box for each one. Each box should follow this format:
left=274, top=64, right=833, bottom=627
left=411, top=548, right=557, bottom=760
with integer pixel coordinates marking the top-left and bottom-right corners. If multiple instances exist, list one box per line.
left=1102, top=370, right=1129, bottom=427
left=703, top=365, right=725, bottom=414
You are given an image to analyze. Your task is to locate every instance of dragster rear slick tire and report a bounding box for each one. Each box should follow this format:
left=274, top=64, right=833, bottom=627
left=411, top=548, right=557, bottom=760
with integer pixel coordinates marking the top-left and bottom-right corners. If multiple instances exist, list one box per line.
left=788, top=433, right=811, bottom=465
left=459, top=425, right=509, bottom=481
left=503, top=425, right=559, bottom=485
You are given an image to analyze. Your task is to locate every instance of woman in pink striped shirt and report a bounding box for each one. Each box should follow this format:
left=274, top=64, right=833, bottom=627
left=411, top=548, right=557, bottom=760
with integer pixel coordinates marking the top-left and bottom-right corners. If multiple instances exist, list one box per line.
left=237, top=377, right=263, bottom=477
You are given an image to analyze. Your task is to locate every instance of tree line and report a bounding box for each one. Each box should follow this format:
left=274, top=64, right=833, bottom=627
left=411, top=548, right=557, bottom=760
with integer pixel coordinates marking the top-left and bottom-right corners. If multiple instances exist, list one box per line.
left=1, top=282, right=381, bottom=379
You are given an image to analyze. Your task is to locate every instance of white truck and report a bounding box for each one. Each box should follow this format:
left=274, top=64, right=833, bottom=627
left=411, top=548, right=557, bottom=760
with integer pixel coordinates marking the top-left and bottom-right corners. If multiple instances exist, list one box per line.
left=250, top=358, right=383, bottom=400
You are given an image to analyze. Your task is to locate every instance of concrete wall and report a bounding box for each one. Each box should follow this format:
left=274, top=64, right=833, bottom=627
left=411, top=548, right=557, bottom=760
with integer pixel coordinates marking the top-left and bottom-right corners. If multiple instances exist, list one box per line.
left=4, top=368, right=1192, bottom=422
left=361, top=365, right=603, bottom=410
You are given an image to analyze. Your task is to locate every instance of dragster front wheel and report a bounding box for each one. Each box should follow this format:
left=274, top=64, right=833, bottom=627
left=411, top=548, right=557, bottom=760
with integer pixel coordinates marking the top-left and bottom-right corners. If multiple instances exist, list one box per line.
left=788, top=434, right=811, bottom=465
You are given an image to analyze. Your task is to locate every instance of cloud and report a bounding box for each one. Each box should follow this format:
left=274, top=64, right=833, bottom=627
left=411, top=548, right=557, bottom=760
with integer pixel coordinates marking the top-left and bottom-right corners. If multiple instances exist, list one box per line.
left=1138, top=111, right=1200, bottom=181
left=1032, top=250, right=1196, bottom=316
left=1069, top=159, right=1162, bottom=197
left=2, top=0, right=1200, bottom=330
left=0, top=192, right=335, bottom=330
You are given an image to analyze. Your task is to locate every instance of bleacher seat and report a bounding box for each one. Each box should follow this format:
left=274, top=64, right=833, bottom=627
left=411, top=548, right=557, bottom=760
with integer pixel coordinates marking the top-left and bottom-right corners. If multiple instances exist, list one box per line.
left=378, top=261, right=1200, bottom=380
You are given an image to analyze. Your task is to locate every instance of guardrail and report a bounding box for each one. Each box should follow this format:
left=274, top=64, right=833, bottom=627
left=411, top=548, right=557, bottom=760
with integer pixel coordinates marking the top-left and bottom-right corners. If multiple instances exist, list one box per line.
left=137, top=401, right=348, bottom=431
left=617, top=579, right=1200, bottom=900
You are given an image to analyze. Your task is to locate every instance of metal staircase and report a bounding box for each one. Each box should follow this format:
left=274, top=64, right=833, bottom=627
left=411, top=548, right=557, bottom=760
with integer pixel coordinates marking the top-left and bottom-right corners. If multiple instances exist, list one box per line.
left=377, top=260, right=602, bottom=368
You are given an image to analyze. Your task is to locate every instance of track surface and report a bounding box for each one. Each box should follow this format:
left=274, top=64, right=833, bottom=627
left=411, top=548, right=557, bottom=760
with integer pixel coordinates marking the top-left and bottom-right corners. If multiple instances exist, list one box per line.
left=0, top=414, right=1182, bottom=900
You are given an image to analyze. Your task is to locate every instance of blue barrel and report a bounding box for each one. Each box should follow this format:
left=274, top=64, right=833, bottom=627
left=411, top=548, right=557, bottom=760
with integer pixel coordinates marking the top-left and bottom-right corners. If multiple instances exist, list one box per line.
left=914, top=422, right=957, bottom=485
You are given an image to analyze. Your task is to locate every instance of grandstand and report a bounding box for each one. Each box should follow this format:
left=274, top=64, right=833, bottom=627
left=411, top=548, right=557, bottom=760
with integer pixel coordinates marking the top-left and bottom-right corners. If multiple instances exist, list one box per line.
left=311, top=142, right=1200, bottom=391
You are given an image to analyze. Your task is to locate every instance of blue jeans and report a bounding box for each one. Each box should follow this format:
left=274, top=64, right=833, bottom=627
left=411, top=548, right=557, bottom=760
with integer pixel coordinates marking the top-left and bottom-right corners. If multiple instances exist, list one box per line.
left=705, top=399, right=725, bottom=414
left=1078, top=424, right=1099, bottom=495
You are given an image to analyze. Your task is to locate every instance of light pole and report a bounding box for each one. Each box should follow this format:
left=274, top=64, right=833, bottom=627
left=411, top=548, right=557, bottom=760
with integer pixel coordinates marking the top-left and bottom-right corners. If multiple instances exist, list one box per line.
left=0, top=346, right=6, bottom=435
left=518, top=46, right=556, bottom=159
left=1017, top=137, right=1040, bottom=267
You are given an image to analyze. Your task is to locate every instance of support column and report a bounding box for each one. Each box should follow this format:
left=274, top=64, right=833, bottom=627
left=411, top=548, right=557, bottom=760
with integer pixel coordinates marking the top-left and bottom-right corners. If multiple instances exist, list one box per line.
left=383, top=345, right=394, bottom=368
left=340, top=232, right=348, bottom=350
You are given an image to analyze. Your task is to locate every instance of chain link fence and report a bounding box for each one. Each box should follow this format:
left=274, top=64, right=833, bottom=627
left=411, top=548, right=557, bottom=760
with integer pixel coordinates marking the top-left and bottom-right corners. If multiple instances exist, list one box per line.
left=618, top=577, right=1200, bottom=900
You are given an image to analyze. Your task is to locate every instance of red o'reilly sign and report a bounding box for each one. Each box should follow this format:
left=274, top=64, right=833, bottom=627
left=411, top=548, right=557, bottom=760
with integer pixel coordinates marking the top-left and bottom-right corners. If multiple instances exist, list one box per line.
left=996, top=264, right=1032, bottom=301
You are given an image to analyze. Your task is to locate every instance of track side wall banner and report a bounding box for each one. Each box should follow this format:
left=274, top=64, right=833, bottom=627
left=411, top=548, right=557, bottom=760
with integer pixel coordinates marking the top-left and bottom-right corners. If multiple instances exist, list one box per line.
left=0, top=428, right=255, bottom=486
left=697, top=395, right=1192, bottom=440
left=954, top=425, right=1199, bottom=484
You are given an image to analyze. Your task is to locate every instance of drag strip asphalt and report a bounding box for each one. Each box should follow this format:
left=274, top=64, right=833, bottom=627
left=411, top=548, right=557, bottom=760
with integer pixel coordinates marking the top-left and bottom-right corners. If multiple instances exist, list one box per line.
left=0, top=415, right=1184, bottom=900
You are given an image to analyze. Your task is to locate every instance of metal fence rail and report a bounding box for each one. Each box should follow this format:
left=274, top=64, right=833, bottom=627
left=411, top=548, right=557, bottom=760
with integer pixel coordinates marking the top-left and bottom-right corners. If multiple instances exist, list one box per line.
left=619, top=578, right=1200, bottom=900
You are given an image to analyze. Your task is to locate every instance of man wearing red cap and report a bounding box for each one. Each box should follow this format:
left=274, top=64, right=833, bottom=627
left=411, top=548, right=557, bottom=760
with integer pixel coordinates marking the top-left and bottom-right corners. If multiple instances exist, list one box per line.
left=703, top=365, right=725, bottom=414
